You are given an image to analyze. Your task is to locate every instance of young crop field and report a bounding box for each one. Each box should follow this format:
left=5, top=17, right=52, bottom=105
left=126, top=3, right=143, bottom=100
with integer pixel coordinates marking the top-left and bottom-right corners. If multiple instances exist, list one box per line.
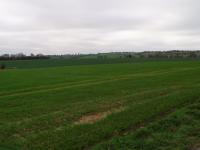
left=0, top=60, right=200, bottom=150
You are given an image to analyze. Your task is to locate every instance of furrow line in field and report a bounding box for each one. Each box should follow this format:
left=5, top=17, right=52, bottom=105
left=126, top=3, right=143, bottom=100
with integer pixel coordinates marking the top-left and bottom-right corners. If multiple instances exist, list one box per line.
left=0, top=86, right=171, bottom=126
left=0, top=66, right=199, bottom=99
left=56, top=89, right=182, bottom=132
left=0, top=86, right=182, bottom=136
left=0, top=70, right=163, bottom=97
left=0, top=70, right=178, bottom=99
left=0, top=79, right=98, bottom=96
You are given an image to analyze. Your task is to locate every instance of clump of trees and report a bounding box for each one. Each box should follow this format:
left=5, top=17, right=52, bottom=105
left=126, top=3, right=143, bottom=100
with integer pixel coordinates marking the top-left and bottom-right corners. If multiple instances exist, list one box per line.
left=0, top=53, right=49, bottom=61
left=138, top=50, right=200, bottom=59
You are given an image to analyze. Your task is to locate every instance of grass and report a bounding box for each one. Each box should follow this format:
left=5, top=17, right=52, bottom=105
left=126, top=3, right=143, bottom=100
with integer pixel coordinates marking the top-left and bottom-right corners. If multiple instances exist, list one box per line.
left=0, top=59, right=200, bottom=149
left=93, top=97, right=200, bottom=150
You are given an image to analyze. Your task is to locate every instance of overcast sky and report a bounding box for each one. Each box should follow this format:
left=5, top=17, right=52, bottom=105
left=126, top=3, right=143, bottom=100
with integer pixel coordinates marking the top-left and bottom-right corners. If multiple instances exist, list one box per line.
left=0, top=0, right=200, bottom=54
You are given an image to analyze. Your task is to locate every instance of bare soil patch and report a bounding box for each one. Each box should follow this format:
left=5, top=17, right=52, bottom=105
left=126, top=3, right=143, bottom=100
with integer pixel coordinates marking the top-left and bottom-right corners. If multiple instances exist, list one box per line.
left=74, top=106, right=125, bottom=125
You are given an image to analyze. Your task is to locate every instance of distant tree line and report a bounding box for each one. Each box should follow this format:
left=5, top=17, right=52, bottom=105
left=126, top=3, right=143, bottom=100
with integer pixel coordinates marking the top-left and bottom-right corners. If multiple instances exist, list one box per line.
left=122, top=50, right=200, bottom=59
left=1, top=50, right=200, bottom=62
left=36, top=50, right=200, bottom=59
left=63, top=50, right=200, bottom=59
left=138, top=51, right=200, bottom=59
left=0, top=53, right=50, bottom=61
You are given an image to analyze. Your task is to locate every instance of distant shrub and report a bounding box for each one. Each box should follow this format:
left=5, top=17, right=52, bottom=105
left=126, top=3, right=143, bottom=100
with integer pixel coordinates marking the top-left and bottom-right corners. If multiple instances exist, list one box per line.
left=0, top=64, right=6, bottom=70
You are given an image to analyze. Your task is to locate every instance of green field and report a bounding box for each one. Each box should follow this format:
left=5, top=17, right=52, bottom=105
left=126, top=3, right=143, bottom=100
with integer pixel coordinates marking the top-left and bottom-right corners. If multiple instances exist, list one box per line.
left=1, top=60, right=200, bottom=150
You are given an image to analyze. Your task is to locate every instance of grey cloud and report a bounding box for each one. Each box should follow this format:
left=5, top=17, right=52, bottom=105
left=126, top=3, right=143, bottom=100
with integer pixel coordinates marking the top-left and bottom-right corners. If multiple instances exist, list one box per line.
left=0, top=0, right=200, bottom=54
